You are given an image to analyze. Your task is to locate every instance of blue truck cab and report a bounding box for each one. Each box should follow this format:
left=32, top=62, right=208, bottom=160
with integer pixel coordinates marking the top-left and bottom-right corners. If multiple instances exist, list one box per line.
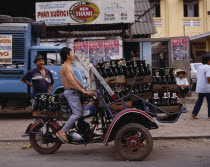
left=0, top=22, right=88, bottom=111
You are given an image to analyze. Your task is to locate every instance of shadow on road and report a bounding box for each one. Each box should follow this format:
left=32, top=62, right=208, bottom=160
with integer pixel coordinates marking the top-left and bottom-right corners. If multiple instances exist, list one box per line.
left=0, top=113, right=32, bottom=119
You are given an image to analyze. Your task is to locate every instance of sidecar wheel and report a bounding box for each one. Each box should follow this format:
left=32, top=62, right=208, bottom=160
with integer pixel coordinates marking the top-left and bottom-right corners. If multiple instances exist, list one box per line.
left=115, top=123, right=153, bottom=161
left=30, top=123, right=62, bottom=154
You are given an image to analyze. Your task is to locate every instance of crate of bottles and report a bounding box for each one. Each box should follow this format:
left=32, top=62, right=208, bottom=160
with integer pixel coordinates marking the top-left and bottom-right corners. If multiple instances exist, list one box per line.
left=131, top=92, right=153, bottom=101
left=109, top=101, right=133, bottom=111
left=104, top=76, right=126, bottom=85
left=126, top=75, right=153, bottom=86
left=152, top=84, right=178, bottom=92
left=149, top=92, right=180, bottom=113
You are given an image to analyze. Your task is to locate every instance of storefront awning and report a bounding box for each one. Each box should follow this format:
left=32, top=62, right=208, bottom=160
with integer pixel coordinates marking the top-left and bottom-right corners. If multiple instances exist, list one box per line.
left=190, top=32, right=210, bottom=42
left=130, top=0, right=157, bottom=36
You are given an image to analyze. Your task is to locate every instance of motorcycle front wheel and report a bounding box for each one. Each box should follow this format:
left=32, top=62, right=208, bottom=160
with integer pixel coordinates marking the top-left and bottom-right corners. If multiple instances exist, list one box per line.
left=30, top=122, right=62, bottom=154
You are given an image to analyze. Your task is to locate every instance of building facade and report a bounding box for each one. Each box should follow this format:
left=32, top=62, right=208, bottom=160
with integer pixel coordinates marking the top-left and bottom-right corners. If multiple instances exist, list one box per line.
left=149, top=0, right=210, bottom=62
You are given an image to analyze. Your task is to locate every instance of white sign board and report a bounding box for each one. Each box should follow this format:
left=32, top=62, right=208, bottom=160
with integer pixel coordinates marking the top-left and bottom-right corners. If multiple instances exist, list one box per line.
left=36, top=0, right=135, bottom=25
left=0, top=35, right=12, bottom=64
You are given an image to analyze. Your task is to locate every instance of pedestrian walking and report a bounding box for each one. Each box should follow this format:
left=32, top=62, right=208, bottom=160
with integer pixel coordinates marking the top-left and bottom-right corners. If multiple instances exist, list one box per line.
left=191, top=54, right=210, bottom=119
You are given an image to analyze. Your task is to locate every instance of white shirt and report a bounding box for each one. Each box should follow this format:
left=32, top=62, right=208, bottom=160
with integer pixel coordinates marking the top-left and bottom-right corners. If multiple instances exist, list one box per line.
left=176, top=77, right=189, bottom=86
left=196, top=64, right=210, bottom=93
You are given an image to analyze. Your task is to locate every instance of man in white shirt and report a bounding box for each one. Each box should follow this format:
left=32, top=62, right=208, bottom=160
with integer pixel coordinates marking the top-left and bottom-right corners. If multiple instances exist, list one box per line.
left=192, top=54, right=210, bottom=119
left=176, top=70, right=189, bottom=97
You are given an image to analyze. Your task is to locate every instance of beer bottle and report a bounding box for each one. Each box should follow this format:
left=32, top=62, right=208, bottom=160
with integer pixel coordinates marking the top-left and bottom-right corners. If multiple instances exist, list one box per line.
left=162, top=76, right=168, bottom=84
left=153, top=76, right=158, bottom=84
left=119, top=65, right=124, bottom=76
left=146, top=64, right=152, bottom=75
left=129, top=63, right=135, bottom=78
left=125, top=66, right=131, bottom=78
left=172, top=75, right=177, bottom=84
left=167, top=75, right=172, bottom=84
left=157, top=76, right=162, bottom=84
left=140, top=64, right=145, bottom=76
left=113, top=66, right=119, bottom=77
left=138, top=85, right=143, bottom=93
left=134, top=86, right=139, bottom=94
left=101, top=68, right=107, bottom=78
left=136, top=66, right=141, bottom=76
left=109, top=67, right=115, bottom=77
left=161, top=97, right=165, bottom=106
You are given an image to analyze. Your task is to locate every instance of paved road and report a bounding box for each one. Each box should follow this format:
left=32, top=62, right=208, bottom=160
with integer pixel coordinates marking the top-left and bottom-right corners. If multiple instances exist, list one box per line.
left=1, top=139, right=210, bottom=167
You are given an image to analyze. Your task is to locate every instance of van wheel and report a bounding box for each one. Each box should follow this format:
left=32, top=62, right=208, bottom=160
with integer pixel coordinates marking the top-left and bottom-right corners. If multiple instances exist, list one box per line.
left=115, top=123, right=153, bottom=161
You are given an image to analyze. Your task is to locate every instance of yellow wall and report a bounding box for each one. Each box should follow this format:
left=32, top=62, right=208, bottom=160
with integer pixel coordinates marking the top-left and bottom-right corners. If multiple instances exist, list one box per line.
left=152, top=0, right=210, bottom=38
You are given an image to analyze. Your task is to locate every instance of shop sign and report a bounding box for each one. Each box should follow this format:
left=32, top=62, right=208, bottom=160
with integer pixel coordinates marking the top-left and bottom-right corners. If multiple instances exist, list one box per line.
left=0, top=35, right=12, bottom=64
left=36, top=0, right=134, bottom=24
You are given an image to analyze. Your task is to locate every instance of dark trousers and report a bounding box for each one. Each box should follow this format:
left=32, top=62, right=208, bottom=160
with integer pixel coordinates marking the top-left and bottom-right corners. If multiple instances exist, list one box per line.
left=179, top=87, right=189, bottom=97
left=192, top=93, right=210, bottom=117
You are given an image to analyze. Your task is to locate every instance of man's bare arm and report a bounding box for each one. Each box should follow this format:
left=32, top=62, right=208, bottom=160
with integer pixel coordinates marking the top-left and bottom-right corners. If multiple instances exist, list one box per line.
left=74, top=76, right=85, bottom=89
left=207, top=77, right=210, bottom=84
left=20, top=78, right=32, bottom=87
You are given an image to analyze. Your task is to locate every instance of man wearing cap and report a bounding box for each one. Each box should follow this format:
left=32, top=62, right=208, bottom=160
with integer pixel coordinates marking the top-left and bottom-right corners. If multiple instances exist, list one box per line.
left=20, top=54, right=54, bottom=100
left=176, top=69, right=189, bottom=97
left=176, top=69, right=189, bottom=113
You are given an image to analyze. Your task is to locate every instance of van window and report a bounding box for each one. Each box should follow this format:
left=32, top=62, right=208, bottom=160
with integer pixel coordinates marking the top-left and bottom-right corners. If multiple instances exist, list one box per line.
left=37, top=51, right=61, bottom=65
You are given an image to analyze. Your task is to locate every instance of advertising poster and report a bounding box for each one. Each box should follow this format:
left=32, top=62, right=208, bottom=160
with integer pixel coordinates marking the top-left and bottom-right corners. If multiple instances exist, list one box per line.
left=104, top=40, right=120, bottom=60
left=0, top=35, right=12, bottom=64
left=172, top=37, right=189, bottom=60
left=74, top=42, right=89, bottom=69
left=36, top=0, right=135, bottom=25
left=89, top=41, right=104, bottom=64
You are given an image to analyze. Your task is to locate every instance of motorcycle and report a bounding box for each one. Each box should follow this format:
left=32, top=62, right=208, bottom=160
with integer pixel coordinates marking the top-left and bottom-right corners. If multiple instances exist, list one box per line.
left=23, top=85, right=182, bottom=161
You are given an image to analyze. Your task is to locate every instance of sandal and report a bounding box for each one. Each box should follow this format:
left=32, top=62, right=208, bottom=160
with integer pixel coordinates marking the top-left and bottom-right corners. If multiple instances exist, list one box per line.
left=191, top=115, right=199, bottom=119
left=56, top=132, right=68, bottom=144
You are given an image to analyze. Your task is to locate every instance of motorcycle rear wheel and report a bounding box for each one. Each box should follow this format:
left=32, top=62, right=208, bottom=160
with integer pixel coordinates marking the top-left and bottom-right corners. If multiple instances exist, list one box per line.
left=30, top=122, right=62, bottom=154
left=115, top=123, right=153, bottom=161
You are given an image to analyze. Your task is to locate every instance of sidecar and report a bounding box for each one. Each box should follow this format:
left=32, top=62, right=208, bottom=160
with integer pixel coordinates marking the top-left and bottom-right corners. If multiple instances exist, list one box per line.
left=96, top=84, right=183, bottom=161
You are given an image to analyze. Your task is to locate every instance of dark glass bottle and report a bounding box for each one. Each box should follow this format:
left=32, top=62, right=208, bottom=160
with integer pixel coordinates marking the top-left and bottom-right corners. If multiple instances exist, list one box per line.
left=162, top=76, right=167, bottom=84
left=134, top=86, right=139, bottom=94
left=161, top=98, right=165, bottom=106
left=109, top=68, right=115, bottom=77
left=125, top=66, right=131, bottom=78
left=140, top=64, right=145, bottom=76
left=153, top=76, right=158, bottom=84
left=146, top=64, right=152, bottom=75
left=113, top=66, right=119, bottom=77
left=167, top=75, right=172, bottom=84
left=172, top=75, right=177, bottom=84
left=130, top=65, right=135, bottom=78
left=136, top=66, right=141, bottom=76
left=119, top=65, right=124, bottom=76
left=157, top=76, right=162, bottom=84
left=102, top=68, right=108, bottom=78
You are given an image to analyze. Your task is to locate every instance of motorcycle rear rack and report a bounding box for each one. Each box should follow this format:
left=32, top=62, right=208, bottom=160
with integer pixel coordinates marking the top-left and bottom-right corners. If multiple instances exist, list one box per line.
left=96, top=84, right=183, bottom=123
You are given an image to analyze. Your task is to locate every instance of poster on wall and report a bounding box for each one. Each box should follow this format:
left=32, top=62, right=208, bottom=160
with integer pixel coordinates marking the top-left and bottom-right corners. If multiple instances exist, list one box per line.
left=0, top=35, right=12, bottom=64
left=89, top=41, right=104, bottom=64
left=74, top=42, right=89, bottom=69
left=172, top=37, right=189, bottom=60
left=73, top=40, right=122, bottom=65
left=104, top=40, right=120, bottom=60
left=36, top=0, right=135, bottom=25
